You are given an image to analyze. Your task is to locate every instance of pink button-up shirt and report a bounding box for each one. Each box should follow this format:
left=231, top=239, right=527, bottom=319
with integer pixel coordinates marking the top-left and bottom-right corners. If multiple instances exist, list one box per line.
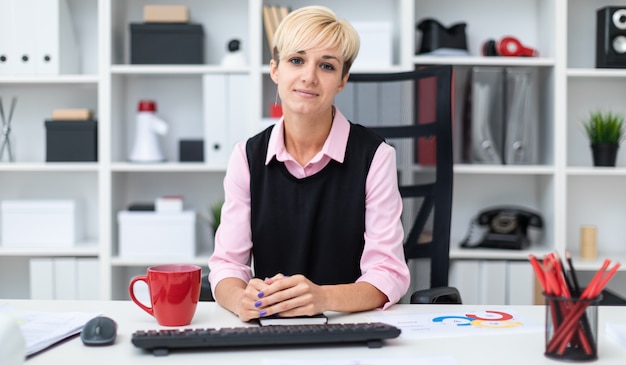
left=208, top=108, right=410, bottom=309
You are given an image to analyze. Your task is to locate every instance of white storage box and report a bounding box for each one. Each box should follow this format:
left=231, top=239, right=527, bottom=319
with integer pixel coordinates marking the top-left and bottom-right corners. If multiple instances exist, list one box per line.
left=118, top=211, right=196, bottom=258
left=1, top=200, right=81, bottom=248
left=350, top=22, right=393, bottom=69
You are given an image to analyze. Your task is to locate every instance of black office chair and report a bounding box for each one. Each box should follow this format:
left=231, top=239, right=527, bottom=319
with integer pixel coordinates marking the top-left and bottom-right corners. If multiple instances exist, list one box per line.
left=199, top=273, right=214, bottom=301
left=345, top=65, right=460, bottom=304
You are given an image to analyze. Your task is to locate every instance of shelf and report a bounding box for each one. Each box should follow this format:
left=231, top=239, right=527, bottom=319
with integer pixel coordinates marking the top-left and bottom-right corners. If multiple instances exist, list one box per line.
left=111, top=256, right=211, bottom=267
left=567, top=167, right=626, bottom=176
left=0, top=244, right=99, bottom=257
left=454, top=164, right=554, bottom=175
left=567, top=68, right=626, bottom=78
left=111, top=65, right=250, bottom=75
left=111, top=162, right=226, bottom=173
left=0, top=74, right=99, bottom=84
left=413, top=56, right=555, bottom=67
left=0, top=163, right=100, bottom=172
left=450, top=247, right=553, bottom=261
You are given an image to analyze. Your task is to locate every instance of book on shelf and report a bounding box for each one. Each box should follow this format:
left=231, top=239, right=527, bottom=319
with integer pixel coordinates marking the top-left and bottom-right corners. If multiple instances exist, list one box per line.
left=262, top=5, right=290, bottom=54
left=259, top=313, right=328, bottom=326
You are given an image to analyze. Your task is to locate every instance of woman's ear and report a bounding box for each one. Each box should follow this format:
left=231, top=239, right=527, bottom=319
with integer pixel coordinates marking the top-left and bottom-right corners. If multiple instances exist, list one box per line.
left=269, top=59, right=279, bottom=84
left=337, top=73, right=350, bottom=93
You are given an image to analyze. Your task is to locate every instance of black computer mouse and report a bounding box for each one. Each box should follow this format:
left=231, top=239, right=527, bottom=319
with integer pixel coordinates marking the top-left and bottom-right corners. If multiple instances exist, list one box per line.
left=80, top=316, right=117, bottom=346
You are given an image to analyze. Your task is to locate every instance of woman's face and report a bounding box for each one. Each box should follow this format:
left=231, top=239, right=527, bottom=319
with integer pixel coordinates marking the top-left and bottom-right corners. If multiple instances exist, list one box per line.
left=270, top=45, right=349, bottom=119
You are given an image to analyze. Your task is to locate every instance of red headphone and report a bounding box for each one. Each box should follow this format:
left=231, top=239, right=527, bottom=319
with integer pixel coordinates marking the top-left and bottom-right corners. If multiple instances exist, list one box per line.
left=482, top=36, right=538, bottom=57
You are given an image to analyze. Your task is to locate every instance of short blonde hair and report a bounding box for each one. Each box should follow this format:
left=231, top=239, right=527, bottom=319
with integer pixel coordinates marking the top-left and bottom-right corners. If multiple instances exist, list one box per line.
left=272, top=6, right=360, bottom=77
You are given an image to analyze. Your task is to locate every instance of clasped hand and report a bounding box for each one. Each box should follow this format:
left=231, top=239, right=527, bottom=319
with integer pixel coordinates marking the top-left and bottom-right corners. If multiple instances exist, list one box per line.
left=238, top=273, right=326, bottom=322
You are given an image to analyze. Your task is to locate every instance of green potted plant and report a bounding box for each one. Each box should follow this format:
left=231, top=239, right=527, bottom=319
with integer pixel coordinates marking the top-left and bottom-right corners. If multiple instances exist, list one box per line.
left=582, top=110, right=625, bottom=167
left=210, top=199, right=224, bottom=237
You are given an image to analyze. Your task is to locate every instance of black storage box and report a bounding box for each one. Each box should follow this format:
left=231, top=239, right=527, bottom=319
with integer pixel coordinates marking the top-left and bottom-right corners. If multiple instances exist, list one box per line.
left=130, top=23, right=204, bottom=64
left=45, top=120, right=98, bottom=162
left=179, top=139, right=204, bottom=162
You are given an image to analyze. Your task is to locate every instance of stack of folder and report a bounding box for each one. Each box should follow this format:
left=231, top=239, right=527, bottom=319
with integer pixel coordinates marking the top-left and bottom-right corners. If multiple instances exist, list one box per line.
left=462, top=67, right=539, bottom=165
left=0, top=0, right=79, bottom=75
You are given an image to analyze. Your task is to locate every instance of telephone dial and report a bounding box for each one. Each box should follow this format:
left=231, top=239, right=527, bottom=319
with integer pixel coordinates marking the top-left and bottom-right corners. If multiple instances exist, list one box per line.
left=460, top=206, right=543, bottom=250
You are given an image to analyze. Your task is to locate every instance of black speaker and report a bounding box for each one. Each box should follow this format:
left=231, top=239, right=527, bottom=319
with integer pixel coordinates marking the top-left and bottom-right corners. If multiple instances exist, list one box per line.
left=596, top=7, right=626, bottom=68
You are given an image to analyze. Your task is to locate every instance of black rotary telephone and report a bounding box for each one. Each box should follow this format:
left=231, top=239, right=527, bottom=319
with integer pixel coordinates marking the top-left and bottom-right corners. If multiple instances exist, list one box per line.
left=460, top=206, right=543, bottom=250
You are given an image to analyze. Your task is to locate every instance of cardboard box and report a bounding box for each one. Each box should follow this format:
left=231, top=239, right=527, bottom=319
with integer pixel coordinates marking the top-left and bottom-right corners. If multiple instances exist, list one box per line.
left=130, top=23, right=204, bottom=64
left=1, top=200, right=82, bottom=248
left=45, top=120, right=98, bottom=162
left=144, top=5, right=189, bottom=23
left=118, top=211, right=196, bottom=258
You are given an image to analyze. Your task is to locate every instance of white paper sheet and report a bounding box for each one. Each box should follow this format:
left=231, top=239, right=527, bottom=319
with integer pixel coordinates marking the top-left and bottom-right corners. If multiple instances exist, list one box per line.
left=0, top=303, right=100, bottom=356
left=368, top=308, right=543, bottom=339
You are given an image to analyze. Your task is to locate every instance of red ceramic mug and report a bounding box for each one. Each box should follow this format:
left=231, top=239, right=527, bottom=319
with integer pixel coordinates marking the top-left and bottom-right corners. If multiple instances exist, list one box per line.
left=129, top=264, right=201, bottom=326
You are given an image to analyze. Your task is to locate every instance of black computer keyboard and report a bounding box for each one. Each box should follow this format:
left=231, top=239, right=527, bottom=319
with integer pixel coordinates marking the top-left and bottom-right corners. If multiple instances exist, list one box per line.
left=131, top=322, right=401, bottom=356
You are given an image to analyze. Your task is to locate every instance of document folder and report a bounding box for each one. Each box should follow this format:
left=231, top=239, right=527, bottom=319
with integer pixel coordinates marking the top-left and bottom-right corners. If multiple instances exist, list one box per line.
left=503, top=67, right=539, bottom=165
left=463, top=67, right=504, bottom=164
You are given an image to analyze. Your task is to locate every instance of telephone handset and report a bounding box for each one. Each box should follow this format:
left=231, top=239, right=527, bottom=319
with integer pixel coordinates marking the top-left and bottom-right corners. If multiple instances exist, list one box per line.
left=460, top=206, right=543, bottom=250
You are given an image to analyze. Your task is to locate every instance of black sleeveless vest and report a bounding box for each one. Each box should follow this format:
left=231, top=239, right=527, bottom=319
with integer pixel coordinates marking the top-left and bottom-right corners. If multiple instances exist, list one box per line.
left=246, top=122, right=383, bottom=285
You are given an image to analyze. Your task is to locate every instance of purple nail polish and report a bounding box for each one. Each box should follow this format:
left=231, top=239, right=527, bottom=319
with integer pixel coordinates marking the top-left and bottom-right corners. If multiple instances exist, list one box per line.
left=257, top=291, right=264, bottom=298
left=254, top=301, right=262, bottom=307
left=259, top=310, right=267, bottom=317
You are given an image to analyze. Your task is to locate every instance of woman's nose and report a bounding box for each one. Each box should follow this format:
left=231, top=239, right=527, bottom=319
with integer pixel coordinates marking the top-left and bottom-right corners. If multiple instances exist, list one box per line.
left=300, top=64, right=318, bottom=84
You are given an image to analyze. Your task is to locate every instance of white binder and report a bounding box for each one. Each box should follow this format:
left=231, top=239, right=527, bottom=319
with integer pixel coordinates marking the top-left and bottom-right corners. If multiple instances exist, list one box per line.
left=29, top=258, right=55, bottom=300
left=227, top=74, right=252, bottom=156
left=10, top=0, right=37, bottom=75
left=203, top=74, right=230, bottom=166
left=0, top=0, right=16, bottom=74
left=53, top=257, right=77, bottom=300
left=203, top=74, right=251, bottom=167
left=34, top=0, right=80, bottom=75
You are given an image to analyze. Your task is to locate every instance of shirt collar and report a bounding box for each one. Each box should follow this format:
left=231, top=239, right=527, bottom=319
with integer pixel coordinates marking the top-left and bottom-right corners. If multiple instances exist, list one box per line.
left=265, top=108, right=351, bottom=165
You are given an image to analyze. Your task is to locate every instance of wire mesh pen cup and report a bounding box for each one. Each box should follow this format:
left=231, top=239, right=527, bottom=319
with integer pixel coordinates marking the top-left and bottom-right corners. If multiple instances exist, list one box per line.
left=544, top=294, right=602, bottom=362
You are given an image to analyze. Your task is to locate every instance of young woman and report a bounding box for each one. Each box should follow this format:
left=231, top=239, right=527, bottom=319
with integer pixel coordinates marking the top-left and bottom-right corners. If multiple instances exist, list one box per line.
left=208, top=5, right=410, bottom=322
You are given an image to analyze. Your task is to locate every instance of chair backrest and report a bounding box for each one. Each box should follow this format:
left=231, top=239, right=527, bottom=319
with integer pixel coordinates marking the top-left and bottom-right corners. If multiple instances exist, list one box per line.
left=341, top=65, right=454, bottom=289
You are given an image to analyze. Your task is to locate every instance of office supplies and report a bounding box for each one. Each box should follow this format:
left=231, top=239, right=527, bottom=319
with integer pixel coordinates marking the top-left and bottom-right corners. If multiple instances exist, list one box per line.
left=0, top=303, right=99, bottom=356
left=81, top=316, right=117, bottom=346
left=131, top=322, right=401, bottom=355
left=179, top=139, right=204, bottom=162
left=0, top=96, right=17, bottom=162
left=503, top=67, right=539, bottom=164
left=530, top=252, right=622, bottom=361
left=259, top=313, right=328, bottom=326
left=202, top=74, right=251, bottom=167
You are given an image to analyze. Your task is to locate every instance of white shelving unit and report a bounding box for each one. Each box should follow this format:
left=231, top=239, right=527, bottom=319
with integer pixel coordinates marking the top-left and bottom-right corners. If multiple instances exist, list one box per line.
left=1, top=0, right=625, bottom=303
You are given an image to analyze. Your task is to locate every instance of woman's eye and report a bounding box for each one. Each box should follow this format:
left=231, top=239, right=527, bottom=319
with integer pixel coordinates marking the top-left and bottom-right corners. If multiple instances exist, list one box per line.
left=289, top=57, right=304, bottom=65
left=321, top=63, right=335, bottom=71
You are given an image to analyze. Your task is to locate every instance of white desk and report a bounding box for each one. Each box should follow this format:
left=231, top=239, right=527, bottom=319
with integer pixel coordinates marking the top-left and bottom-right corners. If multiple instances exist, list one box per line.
left=5, top=300, right=626, bottom=365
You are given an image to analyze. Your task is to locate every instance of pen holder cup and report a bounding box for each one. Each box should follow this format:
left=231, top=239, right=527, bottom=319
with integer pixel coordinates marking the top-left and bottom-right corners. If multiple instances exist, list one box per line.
left=544, top=294, right=602, bottom=362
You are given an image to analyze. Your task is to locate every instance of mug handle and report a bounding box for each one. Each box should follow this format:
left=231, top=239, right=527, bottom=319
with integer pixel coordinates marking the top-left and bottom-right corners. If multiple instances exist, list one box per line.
left=129, top=275, right=153, bottom=317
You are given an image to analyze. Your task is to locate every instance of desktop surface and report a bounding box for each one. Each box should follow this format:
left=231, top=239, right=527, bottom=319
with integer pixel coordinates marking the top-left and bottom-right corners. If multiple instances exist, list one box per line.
left=6, top=300, right=626, bottom=365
